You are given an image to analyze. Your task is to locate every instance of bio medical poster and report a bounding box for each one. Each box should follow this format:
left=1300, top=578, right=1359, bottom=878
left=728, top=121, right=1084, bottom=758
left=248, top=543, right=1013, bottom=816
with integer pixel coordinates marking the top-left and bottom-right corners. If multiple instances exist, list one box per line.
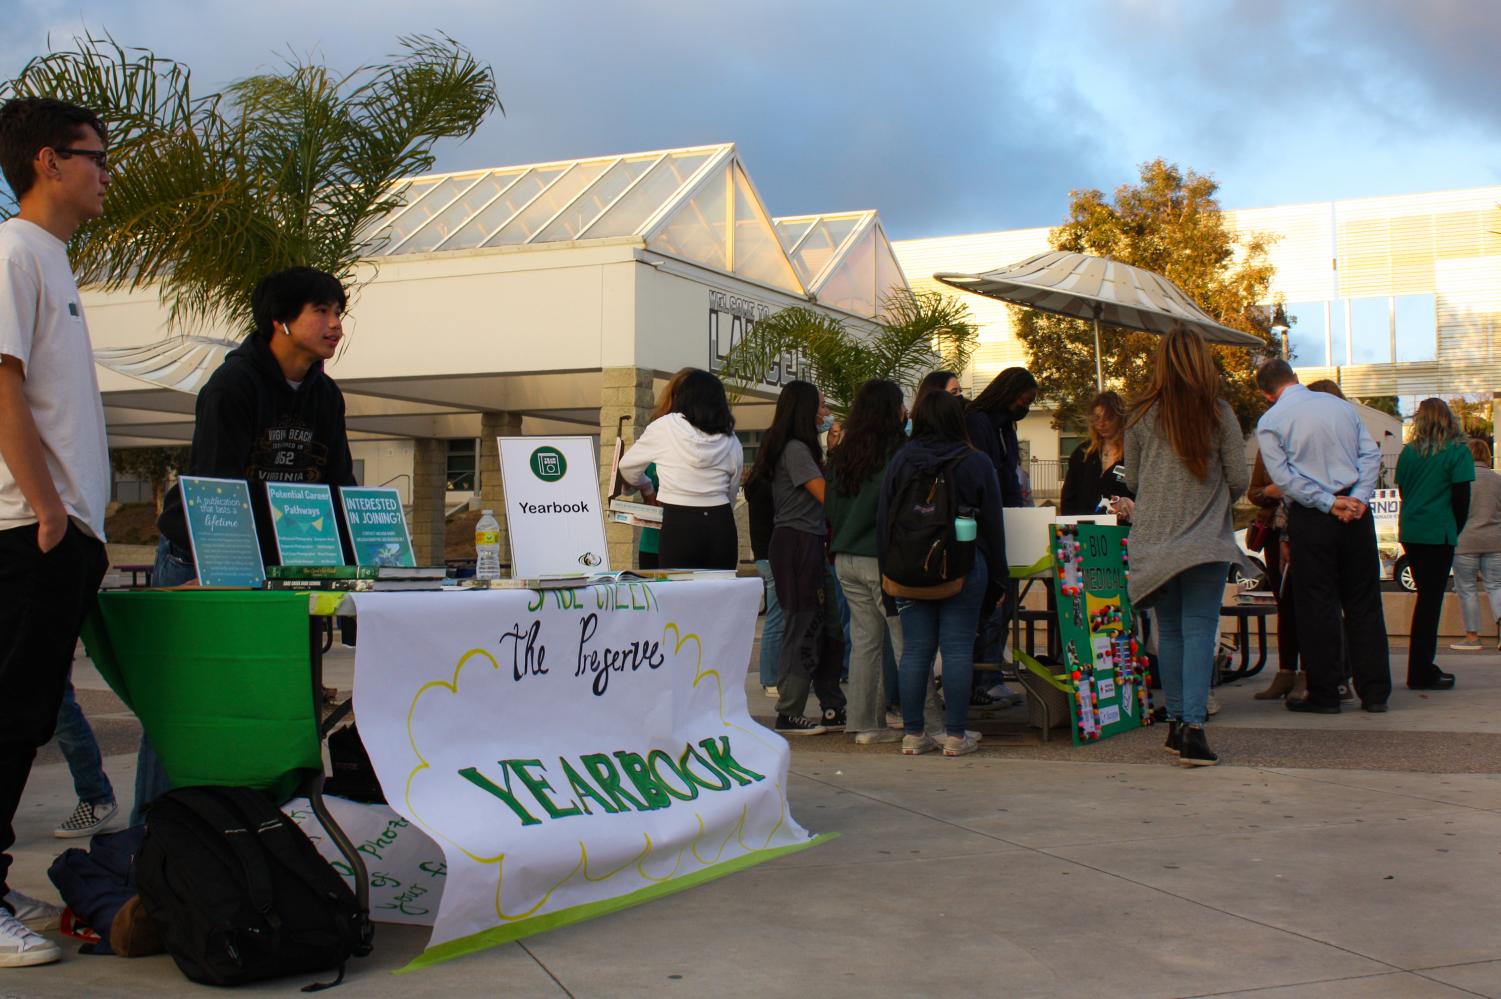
left=497, top=436, right=611, bottom=577
left=1050, top=523, right=1152, bottom=745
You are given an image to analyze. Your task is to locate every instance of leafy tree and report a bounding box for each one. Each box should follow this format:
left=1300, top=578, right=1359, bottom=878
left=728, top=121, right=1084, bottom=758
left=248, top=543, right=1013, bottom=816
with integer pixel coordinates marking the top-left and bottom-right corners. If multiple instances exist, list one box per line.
left=110, top=445, right=190, bottom=512
left=1358, top=395, right=1403, bottom=420
left=716, top=289, right=979, bottom=415
left=0, top=33, right=500, bottom=333
left=1013, top=160, right=1277, bottom=430
left=1448, top=395, right=1494, bottom=439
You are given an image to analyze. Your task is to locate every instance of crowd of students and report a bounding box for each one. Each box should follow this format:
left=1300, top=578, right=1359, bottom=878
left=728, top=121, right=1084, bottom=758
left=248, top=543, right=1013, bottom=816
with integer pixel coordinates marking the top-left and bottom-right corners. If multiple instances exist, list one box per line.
left=2, top=92, right=1490, bottom=974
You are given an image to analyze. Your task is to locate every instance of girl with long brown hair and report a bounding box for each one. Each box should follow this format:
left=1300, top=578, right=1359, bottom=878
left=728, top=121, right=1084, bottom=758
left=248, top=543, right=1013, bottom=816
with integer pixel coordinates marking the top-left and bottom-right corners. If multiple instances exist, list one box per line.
left=1123, top=326, right=1249, bottom=766
left=1396, top=397, right=1474, bottom=690
left=1060, top=390, right=1135, bottom=517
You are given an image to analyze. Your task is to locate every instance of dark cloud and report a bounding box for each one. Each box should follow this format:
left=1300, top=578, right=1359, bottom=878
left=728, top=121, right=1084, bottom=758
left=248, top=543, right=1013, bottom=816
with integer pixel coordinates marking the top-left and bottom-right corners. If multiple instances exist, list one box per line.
left=3, top=0, right=1498, bottom=239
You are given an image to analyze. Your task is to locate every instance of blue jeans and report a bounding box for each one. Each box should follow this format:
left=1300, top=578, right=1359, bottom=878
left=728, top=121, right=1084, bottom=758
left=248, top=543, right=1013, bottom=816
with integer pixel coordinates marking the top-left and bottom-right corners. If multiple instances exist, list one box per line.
left=130, top=537, right=194, bottom=825
left=1452, top=552, right=1501, bottom=635
left=1147, top=562, right=1227, bottom=726
left=56, top=678, right=113, bottom=805
left=755, top=559, right=784, bottom=686
left=896, top=553, right=989, bottom=737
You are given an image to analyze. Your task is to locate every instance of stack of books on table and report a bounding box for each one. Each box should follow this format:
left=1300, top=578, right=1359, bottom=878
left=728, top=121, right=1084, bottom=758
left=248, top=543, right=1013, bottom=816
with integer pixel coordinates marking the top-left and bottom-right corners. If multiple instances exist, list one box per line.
left=607, top=499, right=663, bottom=529
left=457, top=569, right=738, bottom=590
left=1235, top=589, right=1278, bottom=606
left=264, top=565, right=448, bottom=591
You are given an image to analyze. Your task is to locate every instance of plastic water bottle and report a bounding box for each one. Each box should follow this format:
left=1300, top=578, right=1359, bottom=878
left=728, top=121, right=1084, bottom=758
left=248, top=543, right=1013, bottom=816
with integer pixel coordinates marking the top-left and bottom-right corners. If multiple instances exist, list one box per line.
left=474, top=509, right=501, bottom=580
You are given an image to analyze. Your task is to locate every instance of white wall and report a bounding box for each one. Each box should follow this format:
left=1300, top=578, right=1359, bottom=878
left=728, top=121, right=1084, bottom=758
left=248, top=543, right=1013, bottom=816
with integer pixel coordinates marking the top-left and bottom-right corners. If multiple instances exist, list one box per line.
left=350, top=440, right=415, bottom=502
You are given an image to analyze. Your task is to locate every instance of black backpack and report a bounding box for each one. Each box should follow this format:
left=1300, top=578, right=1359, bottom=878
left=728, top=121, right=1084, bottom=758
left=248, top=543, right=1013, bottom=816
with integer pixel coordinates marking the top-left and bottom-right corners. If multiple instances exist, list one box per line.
left=882, top=452, right=975, bottom=600
left=135, top=786, right=373, bottom=991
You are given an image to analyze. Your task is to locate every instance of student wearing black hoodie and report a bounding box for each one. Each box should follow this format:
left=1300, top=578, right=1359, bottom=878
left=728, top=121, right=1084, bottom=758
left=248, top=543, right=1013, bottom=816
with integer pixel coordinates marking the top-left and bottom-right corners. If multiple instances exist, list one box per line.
left=879, top=391, right=1007, bottom=757
left=135, top=267, right=356, bottom=824
left=155, top=266, right=356, bottom=574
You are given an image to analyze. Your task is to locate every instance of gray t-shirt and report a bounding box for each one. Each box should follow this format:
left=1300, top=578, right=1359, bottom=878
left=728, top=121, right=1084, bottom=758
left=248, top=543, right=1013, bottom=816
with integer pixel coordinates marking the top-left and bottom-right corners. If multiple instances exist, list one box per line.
left=772, top=440, right=825, bottom=535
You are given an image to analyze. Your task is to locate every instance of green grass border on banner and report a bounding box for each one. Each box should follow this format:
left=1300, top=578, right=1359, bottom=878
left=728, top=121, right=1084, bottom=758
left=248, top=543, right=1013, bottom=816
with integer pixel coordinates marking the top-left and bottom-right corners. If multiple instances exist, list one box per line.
left=398, top=833, right=837, bottom=973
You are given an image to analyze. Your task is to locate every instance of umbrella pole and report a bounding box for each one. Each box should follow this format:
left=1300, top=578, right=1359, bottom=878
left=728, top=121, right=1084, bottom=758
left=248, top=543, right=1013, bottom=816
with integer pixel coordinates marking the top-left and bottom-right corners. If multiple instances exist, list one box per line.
left=1093, top=316, right=1104, bottom=391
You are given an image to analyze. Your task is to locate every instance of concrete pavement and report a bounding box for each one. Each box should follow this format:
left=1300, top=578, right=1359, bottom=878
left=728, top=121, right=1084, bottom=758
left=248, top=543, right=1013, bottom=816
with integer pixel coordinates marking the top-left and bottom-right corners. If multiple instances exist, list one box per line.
left=5, top=641, right=1501, bottom=997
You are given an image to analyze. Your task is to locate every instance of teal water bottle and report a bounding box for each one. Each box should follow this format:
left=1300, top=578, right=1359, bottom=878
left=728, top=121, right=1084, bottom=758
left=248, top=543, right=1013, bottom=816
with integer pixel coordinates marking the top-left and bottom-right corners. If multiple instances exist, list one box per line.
left=954, top=515, right=977, bottom=542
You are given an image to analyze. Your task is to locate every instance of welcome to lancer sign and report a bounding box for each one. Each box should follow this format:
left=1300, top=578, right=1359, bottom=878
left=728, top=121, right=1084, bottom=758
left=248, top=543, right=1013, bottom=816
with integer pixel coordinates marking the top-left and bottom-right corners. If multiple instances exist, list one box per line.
left=349, top=578, right=826, bottom=971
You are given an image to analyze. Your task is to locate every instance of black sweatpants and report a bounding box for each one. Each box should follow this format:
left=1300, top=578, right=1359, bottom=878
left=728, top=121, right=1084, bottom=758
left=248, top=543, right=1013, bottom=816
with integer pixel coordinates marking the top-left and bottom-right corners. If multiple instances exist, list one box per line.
left=1287, top=504, right=1391, bottom=707
left=769, top=526, right=846, bottom=719
left=658, top=503, right=737, bottom=570
left=0, top=523, right=108, bottom=898
left=1402, top=541, right=1455, bottom=686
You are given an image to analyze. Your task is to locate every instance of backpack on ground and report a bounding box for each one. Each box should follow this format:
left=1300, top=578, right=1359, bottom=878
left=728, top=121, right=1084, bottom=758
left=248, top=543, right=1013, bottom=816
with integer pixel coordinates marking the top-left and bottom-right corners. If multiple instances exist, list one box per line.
left=134, top=785, right=373, bottom=990
left=882, top=453, right=976, bottom=600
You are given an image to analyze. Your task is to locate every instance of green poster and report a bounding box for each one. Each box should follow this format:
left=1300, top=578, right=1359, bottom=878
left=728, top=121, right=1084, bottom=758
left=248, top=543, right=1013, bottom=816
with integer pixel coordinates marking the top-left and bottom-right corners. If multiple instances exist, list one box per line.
left=340, top=486, right=416, bottom=567
left=179, top=476, right=265, bottom=588
left=1049, top=523, right=1152, bottom=745
left=265, top=483, right=345, bottom=567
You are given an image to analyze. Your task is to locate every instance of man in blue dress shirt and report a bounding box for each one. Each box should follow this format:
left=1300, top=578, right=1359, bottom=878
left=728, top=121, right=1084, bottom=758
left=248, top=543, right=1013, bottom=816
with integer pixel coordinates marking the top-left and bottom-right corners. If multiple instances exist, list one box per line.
left=1255, top=359, right=1391, bottom=713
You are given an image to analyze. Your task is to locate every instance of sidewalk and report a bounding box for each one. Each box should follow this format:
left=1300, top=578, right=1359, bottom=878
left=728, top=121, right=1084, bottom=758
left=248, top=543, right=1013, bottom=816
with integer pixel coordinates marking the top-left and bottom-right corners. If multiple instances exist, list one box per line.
left=8, top=644, right=1501, bottom=997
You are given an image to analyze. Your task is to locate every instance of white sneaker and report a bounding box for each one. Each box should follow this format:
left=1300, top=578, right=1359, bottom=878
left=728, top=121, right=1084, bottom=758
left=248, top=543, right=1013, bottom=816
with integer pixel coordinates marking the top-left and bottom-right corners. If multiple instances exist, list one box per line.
left=0, top=906, right=61, bottom=967
left=763, top=685, right=779, bottom=698
left=1207, top=694, right=1222, bottom=717
left=927, top=729, right=982, bottom=744
left=853, top=728, right=903, bottom=745
left=901, top=732, right=939, bottom=755
left=884, top=709, right=903, bottom=729
left=3, top=892, right=60, bottom=931
left=985, top=683, right=1026, bottom=708
left=54, top=799, right=119, bottom=839
left=944, top=733, right=981, bottom=757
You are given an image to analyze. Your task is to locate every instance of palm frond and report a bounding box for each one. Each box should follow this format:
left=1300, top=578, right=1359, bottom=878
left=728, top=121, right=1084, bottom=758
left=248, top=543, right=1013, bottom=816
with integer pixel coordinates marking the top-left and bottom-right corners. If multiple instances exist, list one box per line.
left=1, top=33, right=500, bottom=337
left=717, top=289, right=979, bottom=414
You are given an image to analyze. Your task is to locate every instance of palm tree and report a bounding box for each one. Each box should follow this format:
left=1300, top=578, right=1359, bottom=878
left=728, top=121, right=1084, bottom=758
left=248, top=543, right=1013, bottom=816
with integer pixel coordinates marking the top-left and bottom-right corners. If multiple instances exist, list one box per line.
left=0, top=33, right=500, bottom=333
left=716, top=288, right=979, bottom=414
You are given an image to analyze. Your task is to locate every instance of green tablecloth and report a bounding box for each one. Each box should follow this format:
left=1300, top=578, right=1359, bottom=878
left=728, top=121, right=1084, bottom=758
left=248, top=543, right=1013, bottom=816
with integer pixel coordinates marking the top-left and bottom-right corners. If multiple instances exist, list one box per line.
left=81, top=590, right=322, bottom=801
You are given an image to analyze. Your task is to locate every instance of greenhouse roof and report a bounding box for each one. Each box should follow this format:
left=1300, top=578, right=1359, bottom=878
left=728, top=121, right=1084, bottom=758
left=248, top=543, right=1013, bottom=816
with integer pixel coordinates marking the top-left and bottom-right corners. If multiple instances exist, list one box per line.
left=356, top=143, right=906, bottom=315
left=774, top=211, right=908, bottom=320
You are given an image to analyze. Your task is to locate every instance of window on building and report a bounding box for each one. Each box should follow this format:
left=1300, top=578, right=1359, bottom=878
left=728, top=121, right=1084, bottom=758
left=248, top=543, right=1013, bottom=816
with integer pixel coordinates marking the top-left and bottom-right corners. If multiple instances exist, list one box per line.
left=1285, top=301, right=1327, bottom=367
left=1329, top=300, right=1348, bottom=365
left=1394, top=293, right=1438, bottom=362
left=1349, top=296, right=1391, bottom=364
left=446, top=438, right=477, bottom=491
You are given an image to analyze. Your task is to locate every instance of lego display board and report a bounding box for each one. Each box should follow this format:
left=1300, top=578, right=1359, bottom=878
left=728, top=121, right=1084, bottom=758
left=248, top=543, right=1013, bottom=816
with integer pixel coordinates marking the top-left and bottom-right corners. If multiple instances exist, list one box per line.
left=1050, top=523, right=1152, bottom=745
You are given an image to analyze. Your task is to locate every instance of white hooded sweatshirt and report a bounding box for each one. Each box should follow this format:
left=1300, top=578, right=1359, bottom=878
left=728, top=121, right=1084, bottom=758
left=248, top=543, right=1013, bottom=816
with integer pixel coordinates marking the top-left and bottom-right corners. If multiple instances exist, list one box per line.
left=618, top=413, right=744, bottom=507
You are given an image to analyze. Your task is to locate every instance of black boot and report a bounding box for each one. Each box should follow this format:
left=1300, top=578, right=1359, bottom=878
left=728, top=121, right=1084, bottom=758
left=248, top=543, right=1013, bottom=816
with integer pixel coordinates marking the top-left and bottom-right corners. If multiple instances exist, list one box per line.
left=1164, top=720, right=1183, bottom=755
left=1178, top=724, right=1218, bottom=767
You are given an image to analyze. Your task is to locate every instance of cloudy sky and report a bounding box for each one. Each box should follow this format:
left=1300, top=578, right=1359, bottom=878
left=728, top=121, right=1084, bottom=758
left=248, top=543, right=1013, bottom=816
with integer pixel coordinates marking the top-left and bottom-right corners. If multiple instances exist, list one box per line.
left=4, top=0, right=1497, bottom=240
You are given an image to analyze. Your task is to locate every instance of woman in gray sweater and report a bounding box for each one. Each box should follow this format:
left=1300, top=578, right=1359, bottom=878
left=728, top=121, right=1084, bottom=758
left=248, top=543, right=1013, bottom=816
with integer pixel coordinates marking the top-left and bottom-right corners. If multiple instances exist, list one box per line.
left=1451, top=438, right=1501, bottom=651
left=1123, top=327, right=1249, bottom=767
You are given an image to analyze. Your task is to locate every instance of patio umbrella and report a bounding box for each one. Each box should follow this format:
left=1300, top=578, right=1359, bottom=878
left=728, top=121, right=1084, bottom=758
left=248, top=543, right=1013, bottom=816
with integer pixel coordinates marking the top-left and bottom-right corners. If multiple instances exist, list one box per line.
left=936, top=250, right=1266, bottom=389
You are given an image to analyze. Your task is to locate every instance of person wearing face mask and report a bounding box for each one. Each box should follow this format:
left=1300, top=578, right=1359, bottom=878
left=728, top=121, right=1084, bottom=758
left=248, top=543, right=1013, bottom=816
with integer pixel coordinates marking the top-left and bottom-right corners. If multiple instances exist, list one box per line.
left=965, top=367, right=1037, bottom=508
left=963, top=367, right=1037, bottom=704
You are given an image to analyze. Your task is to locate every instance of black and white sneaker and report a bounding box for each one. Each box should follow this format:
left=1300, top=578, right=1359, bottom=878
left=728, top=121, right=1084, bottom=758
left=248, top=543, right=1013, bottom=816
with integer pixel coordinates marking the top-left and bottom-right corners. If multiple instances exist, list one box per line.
left=775, top=713, right=828, bottom=736
left=821, top=706, right=846, bottom=731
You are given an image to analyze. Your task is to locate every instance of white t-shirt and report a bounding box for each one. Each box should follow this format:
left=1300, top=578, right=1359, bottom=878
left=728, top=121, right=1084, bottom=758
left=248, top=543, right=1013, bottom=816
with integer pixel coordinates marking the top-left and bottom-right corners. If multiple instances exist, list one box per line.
left=0, top=218, right=110, bottom=539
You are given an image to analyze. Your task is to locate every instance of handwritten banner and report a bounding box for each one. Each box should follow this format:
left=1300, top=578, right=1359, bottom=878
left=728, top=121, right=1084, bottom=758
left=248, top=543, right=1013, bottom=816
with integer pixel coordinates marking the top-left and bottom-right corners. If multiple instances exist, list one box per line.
left=349, top=579, right=824, bottom=971
left=283, top=795, right=445, bottom=926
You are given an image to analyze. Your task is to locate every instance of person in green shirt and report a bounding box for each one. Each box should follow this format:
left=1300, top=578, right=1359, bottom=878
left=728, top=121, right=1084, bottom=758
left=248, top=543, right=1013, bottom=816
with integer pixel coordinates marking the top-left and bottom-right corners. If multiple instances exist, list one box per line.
left=826, top=379, right=950, bottom=744
left=1395, top=398, right=1474, bottom=690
